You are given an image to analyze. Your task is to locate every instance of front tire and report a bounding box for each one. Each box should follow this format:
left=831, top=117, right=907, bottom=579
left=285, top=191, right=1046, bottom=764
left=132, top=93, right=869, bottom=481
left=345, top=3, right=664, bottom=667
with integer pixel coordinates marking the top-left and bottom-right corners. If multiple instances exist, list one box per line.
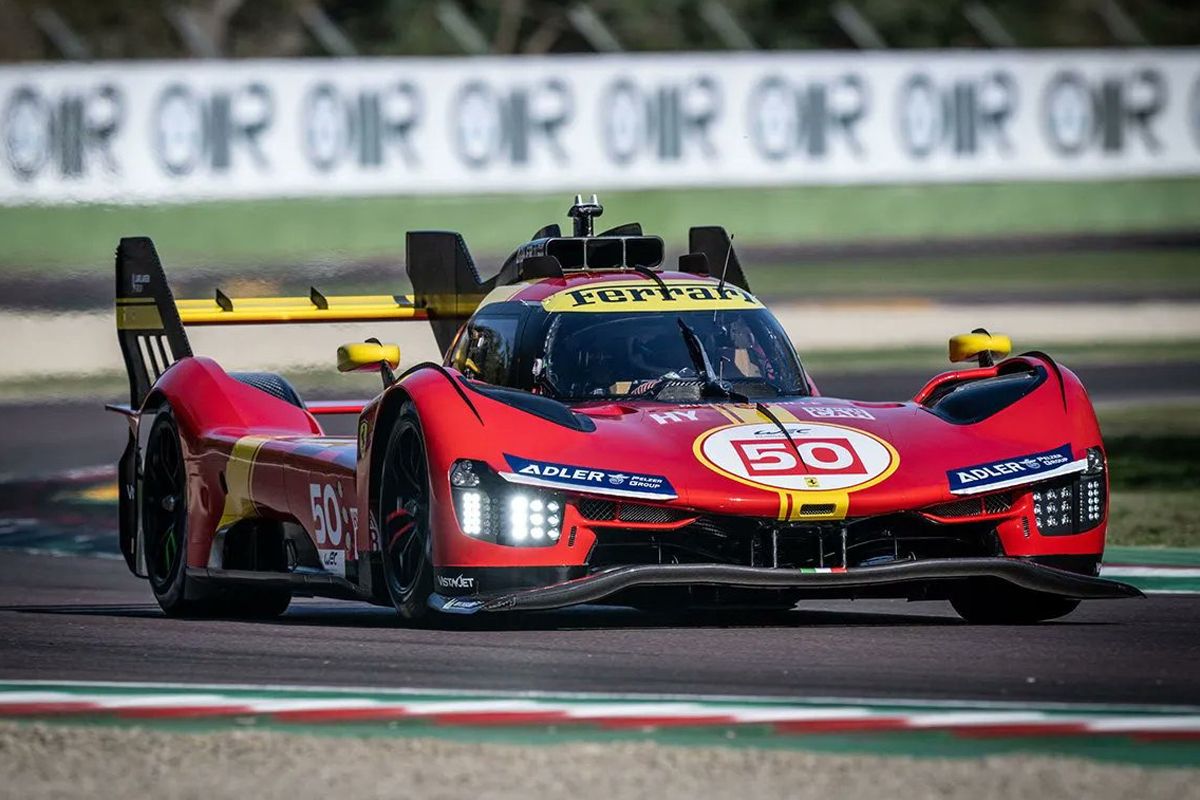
left=950, top=580, right=1081, bottom=624
left=378, top=402, right=436, bottom=623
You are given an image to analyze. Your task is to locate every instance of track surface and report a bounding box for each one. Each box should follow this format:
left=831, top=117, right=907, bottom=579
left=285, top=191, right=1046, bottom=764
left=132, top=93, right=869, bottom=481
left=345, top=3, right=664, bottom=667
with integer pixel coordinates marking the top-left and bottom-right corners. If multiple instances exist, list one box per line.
left=3, top=360, right=1198, bottom=476
left=0, top=551, right=1196, bottom=706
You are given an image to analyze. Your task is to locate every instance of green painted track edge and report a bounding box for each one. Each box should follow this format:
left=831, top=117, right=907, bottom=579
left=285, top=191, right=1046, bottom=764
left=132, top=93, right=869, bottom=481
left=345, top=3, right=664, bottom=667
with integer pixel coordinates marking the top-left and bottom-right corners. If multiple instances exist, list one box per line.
left=1106, top=546, right=1200, bottom=567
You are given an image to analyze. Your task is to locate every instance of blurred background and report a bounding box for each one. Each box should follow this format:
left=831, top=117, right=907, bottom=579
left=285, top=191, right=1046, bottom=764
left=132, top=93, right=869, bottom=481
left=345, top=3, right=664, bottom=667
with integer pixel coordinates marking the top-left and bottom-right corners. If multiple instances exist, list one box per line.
left=0, top=0, right=1197, bottom=552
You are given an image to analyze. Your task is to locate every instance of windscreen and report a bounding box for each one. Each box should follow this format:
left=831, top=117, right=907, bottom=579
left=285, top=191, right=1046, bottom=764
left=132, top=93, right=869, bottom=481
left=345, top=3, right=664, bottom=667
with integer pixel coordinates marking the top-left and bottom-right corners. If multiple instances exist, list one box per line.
left=539, top=309, right=807, bottom=400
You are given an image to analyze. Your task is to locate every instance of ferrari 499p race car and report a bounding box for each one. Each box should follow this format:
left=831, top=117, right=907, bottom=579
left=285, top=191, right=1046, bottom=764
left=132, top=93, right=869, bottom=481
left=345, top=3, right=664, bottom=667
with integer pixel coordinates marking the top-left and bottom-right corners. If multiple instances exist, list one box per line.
left=109, top=195, right=1139, bottom=625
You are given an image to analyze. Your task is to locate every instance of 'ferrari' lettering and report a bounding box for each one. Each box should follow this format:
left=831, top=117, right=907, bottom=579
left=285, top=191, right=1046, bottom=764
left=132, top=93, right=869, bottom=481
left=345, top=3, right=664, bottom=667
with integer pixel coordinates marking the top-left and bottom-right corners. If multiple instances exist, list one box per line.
left=544, top=280, right=764, bottom=313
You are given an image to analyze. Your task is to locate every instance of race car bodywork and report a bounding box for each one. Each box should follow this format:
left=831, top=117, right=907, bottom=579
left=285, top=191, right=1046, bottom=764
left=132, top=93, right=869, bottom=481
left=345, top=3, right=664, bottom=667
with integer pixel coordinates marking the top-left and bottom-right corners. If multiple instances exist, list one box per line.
left=110, top=196, right=1139, bottom=624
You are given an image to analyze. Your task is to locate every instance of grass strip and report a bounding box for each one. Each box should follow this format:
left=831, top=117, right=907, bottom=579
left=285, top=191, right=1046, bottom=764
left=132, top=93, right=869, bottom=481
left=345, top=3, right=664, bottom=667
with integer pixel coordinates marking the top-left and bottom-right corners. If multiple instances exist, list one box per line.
left=3, top=178, right=1199, bottom=273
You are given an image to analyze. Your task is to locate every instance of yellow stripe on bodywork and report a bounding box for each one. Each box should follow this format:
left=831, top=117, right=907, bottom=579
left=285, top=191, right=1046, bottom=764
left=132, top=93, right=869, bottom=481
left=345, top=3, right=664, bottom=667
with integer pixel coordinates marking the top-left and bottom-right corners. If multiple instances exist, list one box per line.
left=218, top=436, right=271, bottom=529
left=115, top=303, right=164, bottom=330
left=723, top=404, right=764, bottom=423
left=763, top=404, right=799, bottom=423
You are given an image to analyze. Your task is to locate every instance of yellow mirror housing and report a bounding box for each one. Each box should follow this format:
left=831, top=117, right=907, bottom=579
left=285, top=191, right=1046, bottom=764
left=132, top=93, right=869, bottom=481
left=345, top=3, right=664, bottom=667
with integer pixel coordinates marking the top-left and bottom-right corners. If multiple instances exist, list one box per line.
left=949, top=332, right=1011, bottom=366
left=337, top=341, right=401, bottom=373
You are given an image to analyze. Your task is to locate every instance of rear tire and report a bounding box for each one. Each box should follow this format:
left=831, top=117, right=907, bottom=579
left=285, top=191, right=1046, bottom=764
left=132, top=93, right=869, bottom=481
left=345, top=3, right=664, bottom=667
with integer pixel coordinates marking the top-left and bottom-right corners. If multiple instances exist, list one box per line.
left=377, top=402, right=436, bottom=623
left=141, top=404, right=290, bottom=619
left=950, top=580, right=1080, bottom=624
left=142, top=405, right=197, bottom=616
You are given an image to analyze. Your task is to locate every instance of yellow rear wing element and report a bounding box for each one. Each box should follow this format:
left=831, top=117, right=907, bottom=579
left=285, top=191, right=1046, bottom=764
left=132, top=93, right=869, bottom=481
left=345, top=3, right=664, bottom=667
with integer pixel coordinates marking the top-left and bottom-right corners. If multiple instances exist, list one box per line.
left=115, top=236, right=434, bottom=408
left=172, top=288, right=428, bottom=326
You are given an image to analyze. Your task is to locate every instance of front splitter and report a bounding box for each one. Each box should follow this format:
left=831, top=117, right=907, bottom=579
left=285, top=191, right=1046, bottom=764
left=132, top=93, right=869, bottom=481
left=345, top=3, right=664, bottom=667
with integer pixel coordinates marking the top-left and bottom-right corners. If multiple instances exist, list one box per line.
left=427, top=557, right=1142, bottom=614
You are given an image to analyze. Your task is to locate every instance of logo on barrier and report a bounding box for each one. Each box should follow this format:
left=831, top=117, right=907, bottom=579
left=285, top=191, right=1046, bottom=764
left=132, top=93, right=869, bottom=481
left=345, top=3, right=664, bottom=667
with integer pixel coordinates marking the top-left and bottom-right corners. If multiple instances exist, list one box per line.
left=151, top=82, right=273, bottom=176
left=302, top=81, right=421, bottom=171
left=2, top=84, right=123, bottom=181
left=451, top=79, right=572, bottom=169
left=696, top=422, right=897, bottom=492
left=601, top=75, right=720, bottom=165
left=748, top=74, right=867, bottom=161
left=1042, top=69, right=1165, bottom=156
left=897, top=70, right=1015, bottom=159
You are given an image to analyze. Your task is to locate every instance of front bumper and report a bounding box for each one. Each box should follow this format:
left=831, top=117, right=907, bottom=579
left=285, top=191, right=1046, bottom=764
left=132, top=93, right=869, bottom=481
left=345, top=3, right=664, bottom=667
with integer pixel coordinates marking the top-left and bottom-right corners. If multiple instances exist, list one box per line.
left=428, top=557, right=1141, bottom=614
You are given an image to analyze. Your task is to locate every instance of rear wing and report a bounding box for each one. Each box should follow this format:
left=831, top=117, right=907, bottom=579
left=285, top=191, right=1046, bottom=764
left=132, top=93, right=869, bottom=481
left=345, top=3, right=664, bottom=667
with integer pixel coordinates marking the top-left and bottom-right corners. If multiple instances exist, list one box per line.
left=114, top=233, right=494, bottom=409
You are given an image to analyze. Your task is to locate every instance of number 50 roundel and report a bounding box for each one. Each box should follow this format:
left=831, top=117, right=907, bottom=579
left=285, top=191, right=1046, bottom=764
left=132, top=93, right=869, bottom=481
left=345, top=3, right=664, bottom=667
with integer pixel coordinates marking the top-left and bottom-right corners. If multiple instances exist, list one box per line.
left=695, top=422, right=899, bottom=492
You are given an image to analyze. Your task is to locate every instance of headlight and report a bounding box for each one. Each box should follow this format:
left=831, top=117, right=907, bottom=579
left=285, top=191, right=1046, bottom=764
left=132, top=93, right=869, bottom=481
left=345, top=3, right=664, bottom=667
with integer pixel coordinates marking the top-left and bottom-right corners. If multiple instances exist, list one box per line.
left=450, top=460, right=481, bottom=488
left=1031, top=482, right=1075, bottom=535
left=1031, top=455, right=1106, bottom=536
left=450, top=460, right=562, bottom=547
left=459, top=489, right=487, bottom=536
left=507, top=494, right=562, bottom=544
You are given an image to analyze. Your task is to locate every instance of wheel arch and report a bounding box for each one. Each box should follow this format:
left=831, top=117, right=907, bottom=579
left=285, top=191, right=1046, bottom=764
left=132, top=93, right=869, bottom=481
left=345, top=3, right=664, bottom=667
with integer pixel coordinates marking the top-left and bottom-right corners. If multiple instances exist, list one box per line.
left=367, top=383, right=416, bottom=530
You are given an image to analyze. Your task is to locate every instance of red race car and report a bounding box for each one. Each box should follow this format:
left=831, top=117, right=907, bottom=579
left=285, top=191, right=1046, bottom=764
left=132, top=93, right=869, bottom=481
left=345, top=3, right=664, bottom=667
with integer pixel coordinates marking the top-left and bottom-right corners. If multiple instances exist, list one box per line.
left=109, top=195, right=1138, bottom=624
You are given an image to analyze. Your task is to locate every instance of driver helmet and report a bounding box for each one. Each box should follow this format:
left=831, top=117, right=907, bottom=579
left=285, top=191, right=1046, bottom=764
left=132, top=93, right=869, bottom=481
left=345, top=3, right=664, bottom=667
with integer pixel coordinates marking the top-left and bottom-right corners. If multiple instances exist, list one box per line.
left=628, top=328, right=682, bottom=377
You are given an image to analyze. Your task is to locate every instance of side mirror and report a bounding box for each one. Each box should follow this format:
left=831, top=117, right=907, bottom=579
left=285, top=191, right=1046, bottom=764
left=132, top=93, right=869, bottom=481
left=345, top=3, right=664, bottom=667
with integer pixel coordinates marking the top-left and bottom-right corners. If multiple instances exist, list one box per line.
left=949, top=330, right=1011, bottom=368
left=338, top=341, right=400, bottom=373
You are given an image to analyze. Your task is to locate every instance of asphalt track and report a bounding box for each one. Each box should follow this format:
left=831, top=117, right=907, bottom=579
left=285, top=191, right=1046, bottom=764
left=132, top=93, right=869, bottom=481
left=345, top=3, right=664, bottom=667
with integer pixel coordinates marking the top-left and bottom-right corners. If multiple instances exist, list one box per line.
left=0, top=550, right=1197, bottom=707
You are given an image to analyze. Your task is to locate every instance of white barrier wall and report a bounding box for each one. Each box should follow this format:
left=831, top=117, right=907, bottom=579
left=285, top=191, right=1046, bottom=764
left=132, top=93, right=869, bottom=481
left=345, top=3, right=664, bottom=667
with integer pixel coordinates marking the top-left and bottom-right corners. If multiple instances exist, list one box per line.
left=1, top=50, right=1198, bottom=203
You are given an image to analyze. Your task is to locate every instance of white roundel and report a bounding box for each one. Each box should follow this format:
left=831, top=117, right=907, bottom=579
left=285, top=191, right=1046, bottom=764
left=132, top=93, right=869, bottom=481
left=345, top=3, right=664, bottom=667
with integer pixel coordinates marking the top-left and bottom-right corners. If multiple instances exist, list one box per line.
left=698, top=422, right=896, bottom=491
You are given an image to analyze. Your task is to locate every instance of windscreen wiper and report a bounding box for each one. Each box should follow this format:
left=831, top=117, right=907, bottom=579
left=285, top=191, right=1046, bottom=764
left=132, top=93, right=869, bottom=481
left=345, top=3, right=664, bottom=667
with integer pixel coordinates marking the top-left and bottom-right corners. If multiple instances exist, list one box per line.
left=752, top=401, right=810, bottom=475
left=675, top=318, right=748, bottom=402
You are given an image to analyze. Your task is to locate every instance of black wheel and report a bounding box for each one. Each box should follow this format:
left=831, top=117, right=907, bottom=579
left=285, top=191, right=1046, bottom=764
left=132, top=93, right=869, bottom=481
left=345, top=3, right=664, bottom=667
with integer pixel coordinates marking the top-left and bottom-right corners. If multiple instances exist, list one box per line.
left=377, top=402, right=435, bottom=622
left=141, top=404, right=290, bottom=619
left=950, top=580, right=1081, bottom=624
left=142, top=405, right=199, bottom=616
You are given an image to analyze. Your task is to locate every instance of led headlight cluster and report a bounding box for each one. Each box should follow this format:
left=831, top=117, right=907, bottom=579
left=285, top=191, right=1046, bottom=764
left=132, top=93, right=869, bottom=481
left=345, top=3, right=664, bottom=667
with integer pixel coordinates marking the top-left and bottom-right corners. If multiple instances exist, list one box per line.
left=1031, top=447, right=1106, bottom=536
left=450, top=460, right=563, bottom=547
left=1032, top=483, right=1074, bottom=535
left=1081, top=476, right=1105, bottom=526
left=507, top=495, right=562, bottom=544
left=457, top=489, right=490, bottom=536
